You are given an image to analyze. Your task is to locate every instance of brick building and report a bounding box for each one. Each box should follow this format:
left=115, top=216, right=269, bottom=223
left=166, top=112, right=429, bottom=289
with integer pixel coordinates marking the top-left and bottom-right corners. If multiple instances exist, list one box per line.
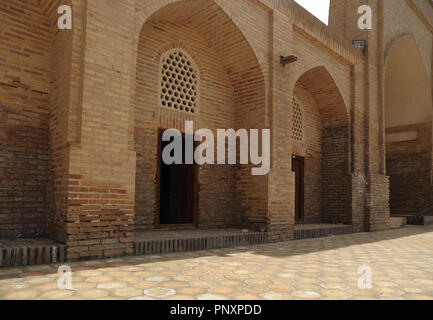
left=0, top=0, right=432, bottom=262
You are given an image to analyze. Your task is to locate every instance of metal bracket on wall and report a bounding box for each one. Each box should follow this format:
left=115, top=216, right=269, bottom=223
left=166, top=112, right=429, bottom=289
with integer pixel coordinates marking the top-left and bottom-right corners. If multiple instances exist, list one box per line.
left=280, top=55, right=298, bottom=65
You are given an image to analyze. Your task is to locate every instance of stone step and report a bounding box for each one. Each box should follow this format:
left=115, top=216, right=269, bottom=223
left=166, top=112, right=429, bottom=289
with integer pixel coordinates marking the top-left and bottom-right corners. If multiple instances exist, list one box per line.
left=133, top=232, right=267, bottom=256
left=0, top=239, right=66, bottom=268
left=424, top=216, right=433, bottom=225
left=294, top=225, right=353, bottom=240
left=390, top=217, right=407, bottom=229
left=395, top=215, right=433, bottom=226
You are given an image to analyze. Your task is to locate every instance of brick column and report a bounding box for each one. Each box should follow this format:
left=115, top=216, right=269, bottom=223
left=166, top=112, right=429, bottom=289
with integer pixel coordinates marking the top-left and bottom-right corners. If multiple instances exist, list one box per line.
left=266, top=6, right=295, bottom=242
left=328, top=0, right=391, bottom=231
left=64, top=0, right=137, bottom=260
left=366, top=0, right=390, bottom=231
left=351, top=62, right=368, bottom=232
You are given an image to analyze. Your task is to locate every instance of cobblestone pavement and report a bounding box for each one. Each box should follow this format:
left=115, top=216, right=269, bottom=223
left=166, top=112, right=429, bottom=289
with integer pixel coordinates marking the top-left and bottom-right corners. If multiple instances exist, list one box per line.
left=1, top=226, right=433, bottom=300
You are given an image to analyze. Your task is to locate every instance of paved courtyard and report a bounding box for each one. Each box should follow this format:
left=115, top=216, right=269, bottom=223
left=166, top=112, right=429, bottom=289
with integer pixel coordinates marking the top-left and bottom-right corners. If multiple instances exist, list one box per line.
left=1, top=226, right=433, bottom=300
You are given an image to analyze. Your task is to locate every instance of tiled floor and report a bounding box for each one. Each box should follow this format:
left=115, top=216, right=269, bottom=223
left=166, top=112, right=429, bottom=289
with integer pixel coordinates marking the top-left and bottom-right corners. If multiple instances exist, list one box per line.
left=1, top=226, right=433, bottom=300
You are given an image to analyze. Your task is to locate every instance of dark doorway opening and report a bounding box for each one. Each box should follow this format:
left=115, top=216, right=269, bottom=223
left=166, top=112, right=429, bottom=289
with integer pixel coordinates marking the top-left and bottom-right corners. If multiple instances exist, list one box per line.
left=292, top=155, right=305, bottom=224
left=158, top=129, right=198, bottom=226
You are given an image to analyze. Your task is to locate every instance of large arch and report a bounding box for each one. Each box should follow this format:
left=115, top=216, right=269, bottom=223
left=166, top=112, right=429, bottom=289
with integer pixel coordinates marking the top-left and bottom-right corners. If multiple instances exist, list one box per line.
left=384, top=35, right=433, bottom=217
left=292, top=66, right=352, bottom=225
left=133, top=0, right=267, bottom=231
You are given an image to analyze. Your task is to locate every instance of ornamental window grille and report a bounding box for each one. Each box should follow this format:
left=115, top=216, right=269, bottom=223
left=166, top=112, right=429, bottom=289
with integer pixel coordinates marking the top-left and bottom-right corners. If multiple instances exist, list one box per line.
left=159, top=49, right=199, bottom=115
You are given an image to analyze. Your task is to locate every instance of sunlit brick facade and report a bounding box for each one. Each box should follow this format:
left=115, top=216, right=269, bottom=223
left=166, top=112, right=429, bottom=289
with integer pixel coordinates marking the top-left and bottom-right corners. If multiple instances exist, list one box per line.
left=1, top=0, right=432, bottom=260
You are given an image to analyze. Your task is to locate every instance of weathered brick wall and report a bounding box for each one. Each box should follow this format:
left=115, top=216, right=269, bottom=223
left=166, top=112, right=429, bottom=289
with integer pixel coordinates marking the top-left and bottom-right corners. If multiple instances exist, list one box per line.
left=63, top=0, right=137, bottom=260
left=0, top=0, right=54, bottom=237
left=329, top=0, right=433, bottom=229
left=367, top=174, right=391, bottom=231
left=45, top=0, right=74, bottom=243
left=386, top=122, right=433, bottom=217
left=382, top=0, right=433, bottom=219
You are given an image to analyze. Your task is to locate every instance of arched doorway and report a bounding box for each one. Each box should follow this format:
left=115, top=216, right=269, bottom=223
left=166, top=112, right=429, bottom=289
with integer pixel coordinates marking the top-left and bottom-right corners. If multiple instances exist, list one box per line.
left=133, top=0, right=266, bottom=231
left=292, top=66, right=351, bottom=225
left=385, top=36, right=433, bottom=218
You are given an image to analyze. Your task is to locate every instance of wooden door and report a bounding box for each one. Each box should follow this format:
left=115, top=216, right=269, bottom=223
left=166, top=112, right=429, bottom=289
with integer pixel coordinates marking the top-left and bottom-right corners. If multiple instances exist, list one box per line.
left=292, top=155, right=304, bottom=224
left=158, top=130, right=198, bottom=226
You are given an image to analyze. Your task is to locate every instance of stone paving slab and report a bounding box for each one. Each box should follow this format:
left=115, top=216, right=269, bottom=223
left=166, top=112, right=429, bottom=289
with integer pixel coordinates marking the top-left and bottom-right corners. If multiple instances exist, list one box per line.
left=1, top=226, right=433, bottom=300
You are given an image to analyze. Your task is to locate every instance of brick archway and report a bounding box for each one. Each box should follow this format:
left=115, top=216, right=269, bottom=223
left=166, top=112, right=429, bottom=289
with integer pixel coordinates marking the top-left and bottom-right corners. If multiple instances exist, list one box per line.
left=133, top=0, right=267, bottom=231
left=384, top=35, right=433, bottom=218
left=293, top=66, right=351, bottom=225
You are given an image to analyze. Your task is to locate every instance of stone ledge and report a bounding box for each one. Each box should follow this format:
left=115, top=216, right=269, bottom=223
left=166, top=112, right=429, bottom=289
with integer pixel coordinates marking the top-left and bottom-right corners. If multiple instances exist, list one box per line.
left=0, top=239, right=66, bottom=268
left=396, top=215, right=433, bottom=226
left=390, top=217, right=407, bottom=229
left=294, top=224, right=353, bottom=240
left=133, top=231, right=267, bottom=256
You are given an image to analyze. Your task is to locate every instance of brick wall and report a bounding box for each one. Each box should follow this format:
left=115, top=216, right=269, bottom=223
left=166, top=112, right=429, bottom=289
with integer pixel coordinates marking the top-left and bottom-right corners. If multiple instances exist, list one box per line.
left=382, top=1, right=433, bottom=219
left=0, top=0, right=54, bottom=237
left=62, top=0, right=137, bottom=260
left=329, top=0, right=433, bottom=229
left=386, top=122, right=433, bottom=217
left=367, top=174, right=390, bottom=231
left=46, top=0, right=73, bottom=243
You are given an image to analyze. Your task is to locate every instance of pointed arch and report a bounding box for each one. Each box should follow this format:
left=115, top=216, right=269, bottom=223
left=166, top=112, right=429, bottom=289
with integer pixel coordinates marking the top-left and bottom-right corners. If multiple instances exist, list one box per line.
left=133, top=0, right=267, bottom=230
left=292, top=66, right=351, bottom=224
left=384, top=35, right=433, bottom=218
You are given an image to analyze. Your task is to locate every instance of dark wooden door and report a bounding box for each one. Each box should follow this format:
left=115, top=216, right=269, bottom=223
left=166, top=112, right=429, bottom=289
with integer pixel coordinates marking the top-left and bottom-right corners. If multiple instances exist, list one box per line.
left=158, top=130, right=197, bottom=225
left=292, top=155, right=304, bottom=224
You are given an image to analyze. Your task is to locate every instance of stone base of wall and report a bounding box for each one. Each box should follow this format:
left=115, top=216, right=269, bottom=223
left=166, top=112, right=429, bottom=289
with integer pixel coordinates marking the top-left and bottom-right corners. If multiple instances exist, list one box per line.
left=390, top=217, right=407, bottom=229
left=367, top=174, right=391, bottom=232
left=396, top=215, right=433, bottom=226
left=133, top=230, right=267, bottom=255
left=294, top=224, right=353, bottom=240
left=266, top=224, right=294, bottom=243
left=0, top=238, right=65, bottom=267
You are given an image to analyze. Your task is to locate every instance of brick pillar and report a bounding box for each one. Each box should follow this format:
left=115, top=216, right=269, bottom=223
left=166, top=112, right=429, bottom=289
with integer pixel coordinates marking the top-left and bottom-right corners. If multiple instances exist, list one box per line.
left=365, top=0, right=390, bottom=231
left=64, top=0, right=137, bottom=260
left=329, top=0, right=391, bottom=231
left=351, top=62, right=368, bottom=232
left=266, top=7, right=295, bottom=242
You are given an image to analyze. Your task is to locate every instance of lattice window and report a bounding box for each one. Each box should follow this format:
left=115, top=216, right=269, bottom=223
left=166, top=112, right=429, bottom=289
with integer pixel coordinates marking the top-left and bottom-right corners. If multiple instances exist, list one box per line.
left=159, top=49, right=199, bottom=115
left=292, top=97, right=303, bottom=142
